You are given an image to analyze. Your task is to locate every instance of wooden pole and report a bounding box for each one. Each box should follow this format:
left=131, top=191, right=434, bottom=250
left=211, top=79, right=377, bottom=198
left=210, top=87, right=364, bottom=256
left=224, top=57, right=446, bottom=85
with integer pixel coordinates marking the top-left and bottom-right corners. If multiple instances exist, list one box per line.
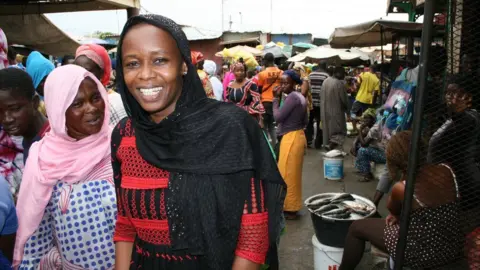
left=127, top=7, right=139, bottom=18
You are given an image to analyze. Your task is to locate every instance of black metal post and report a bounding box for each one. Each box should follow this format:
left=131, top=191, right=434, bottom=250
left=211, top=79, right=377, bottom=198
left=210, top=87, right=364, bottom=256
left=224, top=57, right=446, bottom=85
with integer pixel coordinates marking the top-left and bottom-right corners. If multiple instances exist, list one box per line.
left=127, top=7, right=140, bottom=18
left=393, top=0, right=436, bottom=269
left=380, top=26, right=384, bottom=104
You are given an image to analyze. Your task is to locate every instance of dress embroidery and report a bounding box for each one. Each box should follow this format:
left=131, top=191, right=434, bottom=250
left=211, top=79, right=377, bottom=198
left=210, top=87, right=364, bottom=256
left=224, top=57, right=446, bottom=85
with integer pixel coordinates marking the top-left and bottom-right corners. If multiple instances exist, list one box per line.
left=112, top=119, right=269, bottom=268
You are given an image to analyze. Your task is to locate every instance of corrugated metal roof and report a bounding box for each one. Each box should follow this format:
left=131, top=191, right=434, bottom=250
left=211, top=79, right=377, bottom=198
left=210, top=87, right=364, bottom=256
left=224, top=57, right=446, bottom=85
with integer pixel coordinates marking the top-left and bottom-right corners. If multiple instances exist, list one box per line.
left=219, top=37, right=260, bottom=46
left=0, top=0, right=138, bottom=15
left=0, top=14, right=80, bottom=56
left=181, top=26, right=222, bottom=41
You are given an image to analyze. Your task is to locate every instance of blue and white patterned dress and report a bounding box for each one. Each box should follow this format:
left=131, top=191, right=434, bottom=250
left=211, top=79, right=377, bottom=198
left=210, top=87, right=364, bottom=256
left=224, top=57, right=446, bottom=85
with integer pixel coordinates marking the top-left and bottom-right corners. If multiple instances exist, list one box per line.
left=19, top=179, right=117, bottom=270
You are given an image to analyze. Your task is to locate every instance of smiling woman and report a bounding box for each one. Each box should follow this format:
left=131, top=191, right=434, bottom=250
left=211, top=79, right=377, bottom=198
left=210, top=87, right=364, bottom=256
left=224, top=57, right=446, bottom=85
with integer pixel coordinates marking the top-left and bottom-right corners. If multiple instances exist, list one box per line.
left=65, top=77, right=105, bottom=140
left=121, top=22, right=186, bottom=123
left=74, top=44, right=128, bottom=126
left=13, top=65, right=116, bottom=269
left=112, top=14, right=286, bottom=270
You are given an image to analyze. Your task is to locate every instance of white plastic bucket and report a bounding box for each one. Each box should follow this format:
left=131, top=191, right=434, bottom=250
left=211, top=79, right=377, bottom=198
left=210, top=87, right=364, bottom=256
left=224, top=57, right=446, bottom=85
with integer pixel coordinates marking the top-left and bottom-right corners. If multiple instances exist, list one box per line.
left=323, top=157, right=344, bottom=180
left=312, top=235, right=343, bottom=270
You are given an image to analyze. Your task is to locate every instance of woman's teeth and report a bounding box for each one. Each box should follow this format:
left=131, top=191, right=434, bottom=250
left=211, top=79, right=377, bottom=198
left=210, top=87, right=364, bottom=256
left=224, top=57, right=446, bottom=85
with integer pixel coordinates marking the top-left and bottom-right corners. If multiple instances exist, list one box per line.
left=139, top=87, right=163, bottom=96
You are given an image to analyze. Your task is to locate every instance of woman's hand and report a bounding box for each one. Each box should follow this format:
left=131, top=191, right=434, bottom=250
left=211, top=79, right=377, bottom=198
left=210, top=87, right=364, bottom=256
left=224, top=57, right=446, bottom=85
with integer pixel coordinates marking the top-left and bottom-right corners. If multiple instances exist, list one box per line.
left=386, top=214, right=399, bottom=226
left=273, top=85, right=282, bottom=98
left=232, top=256, right=261, bottom=270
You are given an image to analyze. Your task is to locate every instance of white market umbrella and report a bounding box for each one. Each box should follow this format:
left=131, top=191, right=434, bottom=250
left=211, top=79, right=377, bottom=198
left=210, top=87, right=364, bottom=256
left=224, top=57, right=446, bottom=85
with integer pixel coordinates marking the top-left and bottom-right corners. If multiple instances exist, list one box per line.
left=287, top=46, right=372, bottom=63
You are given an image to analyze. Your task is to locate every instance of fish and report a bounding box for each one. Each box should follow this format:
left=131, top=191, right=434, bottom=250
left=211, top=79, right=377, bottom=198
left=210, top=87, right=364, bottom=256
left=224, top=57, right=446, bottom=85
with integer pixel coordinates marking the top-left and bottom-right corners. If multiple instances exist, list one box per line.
left=330, top=193, right=355, bottom=203
left=322, top=208, right=352, bottom=219
left=326, top=211, right=352, bottom=219
left=313, top=204, right=338, bottom=214
left=342, top=201, right=375, bottom=216
left=306, top=198, right=332, bottom=210
left=321, top=207, right=348, bottom=216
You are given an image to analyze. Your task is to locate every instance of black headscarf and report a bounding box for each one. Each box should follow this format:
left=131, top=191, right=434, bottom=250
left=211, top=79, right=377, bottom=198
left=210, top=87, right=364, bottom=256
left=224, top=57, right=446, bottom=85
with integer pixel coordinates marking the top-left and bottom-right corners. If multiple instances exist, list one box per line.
left=116, top=14, right=286, bottom=269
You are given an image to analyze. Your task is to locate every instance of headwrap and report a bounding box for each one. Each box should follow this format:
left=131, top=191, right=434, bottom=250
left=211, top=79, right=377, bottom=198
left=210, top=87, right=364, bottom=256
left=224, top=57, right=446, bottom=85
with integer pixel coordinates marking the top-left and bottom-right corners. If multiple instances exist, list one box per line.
left=284, top=69, right=303, bottom=85
left=203, top=59, right=217, bottom=76
left=75, top=44, right=112, bottom=86
left=231, top=61, right=245, bottom=72
left=0, top=28, right=8, bottom=69
left=191, top=51, right=204, bottom=65
left=13, top=65, right=112, bottom=266
left=116, top=14, right=285, bottom=269
left=26, top=51, right=54, bottom=90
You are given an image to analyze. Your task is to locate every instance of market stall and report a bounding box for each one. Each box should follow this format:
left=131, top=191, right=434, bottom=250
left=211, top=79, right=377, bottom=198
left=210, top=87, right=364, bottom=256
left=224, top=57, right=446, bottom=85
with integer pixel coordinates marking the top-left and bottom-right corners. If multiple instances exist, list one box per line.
left=287, top=45, right=372, bottom=65
left=329, top=19, right=423, bottom=93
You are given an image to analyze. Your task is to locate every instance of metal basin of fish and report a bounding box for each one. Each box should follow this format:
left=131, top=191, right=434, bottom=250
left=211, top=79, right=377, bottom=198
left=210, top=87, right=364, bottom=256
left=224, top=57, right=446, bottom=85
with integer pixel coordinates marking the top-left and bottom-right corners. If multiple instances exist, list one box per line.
left=304, top=192, right=376, bottom=221
left=304, top=193, right=377, bottom=248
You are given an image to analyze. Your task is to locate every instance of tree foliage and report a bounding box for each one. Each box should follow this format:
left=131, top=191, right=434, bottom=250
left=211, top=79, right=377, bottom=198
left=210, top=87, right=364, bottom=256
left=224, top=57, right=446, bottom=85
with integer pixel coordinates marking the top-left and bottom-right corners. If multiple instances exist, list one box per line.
left=92, top=31, right=117, bottom=40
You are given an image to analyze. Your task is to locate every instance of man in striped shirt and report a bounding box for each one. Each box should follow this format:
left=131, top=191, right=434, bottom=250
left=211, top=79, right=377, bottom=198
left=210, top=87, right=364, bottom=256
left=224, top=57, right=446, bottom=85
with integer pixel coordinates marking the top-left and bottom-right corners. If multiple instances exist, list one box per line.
left=307, top=62, right=329, bottom=148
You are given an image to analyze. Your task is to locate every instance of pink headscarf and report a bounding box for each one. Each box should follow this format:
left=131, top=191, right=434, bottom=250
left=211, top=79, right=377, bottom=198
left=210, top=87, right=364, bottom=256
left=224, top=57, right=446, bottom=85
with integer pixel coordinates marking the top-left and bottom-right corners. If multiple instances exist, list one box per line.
left=0, top=28, right=9, bottom=69
left=13, top=65, right=112, bottom=266
left=75, top=44, right=112, bottom=86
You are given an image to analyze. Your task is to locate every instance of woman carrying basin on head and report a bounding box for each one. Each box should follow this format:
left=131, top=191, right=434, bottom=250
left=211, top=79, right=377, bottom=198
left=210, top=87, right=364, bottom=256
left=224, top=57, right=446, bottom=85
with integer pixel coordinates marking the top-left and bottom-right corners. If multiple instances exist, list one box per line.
left=112, top=14, right=285, bottom=270
left=13, top=65, right=117, bottom=269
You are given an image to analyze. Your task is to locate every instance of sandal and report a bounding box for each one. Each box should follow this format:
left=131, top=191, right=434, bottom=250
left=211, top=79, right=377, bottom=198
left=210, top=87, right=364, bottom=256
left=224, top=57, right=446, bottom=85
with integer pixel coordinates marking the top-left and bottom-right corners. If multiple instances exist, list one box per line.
left=358, top=176, right=373, bottom=182
left=358, top=173, right=374, bottom=182
left=284, top=212, right=300, bottom=220
left=348, top=131, right=359, bottom=137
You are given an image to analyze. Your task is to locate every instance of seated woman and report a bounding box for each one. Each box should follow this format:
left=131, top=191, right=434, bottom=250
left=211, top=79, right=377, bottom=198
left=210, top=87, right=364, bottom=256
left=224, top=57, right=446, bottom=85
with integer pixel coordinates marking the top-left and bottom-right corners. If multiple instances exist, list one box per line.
left=273, top=70, right=308, bottom=220
left=75, top=44, right=127, bottom=126
left=226, top=62, right=265, bottom=125
left=428, top=75, right=480, bottom=213
left=350, top=114, right=375, bottom=157
left=354, top=114, right=386, bottom=182
left=13, top=65, right=116, bottom=269
left=339, top=131, right=464, bottom=270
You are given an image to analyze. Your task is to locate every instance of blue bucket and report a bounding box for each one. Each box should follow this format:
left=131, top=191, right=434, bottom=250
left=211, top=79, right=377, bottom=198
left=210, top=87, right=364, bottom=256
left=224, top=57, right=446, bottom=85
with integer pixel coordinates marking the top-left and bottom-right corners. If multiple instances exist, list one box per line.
left=323, top=157, right=344, bottom=180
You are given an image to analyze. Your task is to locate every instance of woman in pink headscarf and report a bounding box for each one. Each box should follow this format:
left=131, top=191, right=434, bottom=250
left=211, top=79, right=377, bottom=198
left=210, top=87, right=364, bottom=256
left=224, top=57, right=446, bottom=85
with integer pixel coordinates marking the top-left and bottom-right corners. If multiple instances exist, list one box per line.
left=75, top=44, right=127, bottom=126
left=13, top=65, right=116, bottom=269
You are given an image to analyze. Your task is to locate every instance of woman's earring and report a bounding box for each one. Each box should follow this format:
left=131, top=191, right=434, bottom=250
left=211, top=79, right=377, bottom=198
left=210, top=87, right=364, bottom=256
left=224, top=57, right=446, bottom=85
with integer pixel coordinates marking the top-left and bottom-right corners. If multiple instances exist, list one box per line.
left=183, top=71, right=188, bottom=75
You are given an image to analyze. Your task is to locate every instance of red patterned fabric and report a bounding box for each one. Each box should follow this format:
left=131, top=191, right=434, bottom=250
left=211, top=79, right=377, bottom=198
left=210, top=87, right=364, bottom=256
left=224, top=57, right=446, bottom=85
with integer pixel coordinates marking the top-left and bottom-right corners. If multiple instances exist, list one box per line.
left=235, top=212, right=269, bottom=264
left=113, top=118, right=269, bottom=264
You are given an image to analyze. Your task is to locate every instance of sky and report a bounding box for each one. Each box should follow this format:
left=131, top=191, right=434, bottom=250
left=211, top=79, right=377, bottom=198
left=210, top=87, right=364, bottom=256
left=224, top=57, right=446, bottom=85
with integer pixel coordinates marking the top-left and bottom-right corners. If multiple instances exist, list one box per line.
left=46, top=0, right=409, bottom=39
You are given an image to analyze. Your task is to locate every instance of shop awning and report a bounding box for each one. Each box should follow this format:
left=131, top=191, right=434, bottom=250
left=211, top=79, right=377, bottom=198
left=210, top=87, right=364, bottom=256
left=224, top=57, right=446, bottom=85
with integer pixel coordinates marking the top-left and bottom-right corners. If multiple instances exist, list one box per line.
left=0, top=14, right=80, bottom=56
left=329, top=20, right=423, bottom=48
left=0, top=0, right=139, bottom=15
left=220, top=37, right=260, bottom=46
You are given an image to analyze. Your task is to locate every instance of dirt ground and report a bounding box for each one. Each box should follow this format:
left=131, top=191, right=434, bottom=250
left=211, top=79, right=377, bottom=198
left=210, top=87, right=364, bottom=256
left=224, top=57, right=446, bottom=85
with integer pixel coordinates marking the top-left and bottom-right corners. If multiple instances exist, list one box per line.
left=277, top=140, right=389, bottom=270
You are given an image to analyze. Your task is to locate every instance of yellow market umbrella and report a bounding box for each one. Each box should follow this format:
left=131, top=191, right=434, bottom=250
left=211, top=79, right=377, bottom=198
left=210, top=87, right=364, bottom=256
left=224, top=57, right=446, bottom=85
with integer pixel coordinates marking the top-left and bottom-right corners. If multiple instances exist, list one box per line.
left=215, top=45, right=263, bottom=57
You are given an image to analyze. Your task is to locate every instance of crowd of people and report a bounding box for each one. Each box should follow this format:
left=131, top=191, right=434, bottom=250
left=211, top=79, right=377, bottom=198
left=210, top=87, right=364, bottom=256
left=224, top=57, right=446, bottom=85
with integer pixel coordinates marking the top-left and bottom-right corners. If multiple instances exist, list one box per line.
left=1, top=12, right=479, bottom=270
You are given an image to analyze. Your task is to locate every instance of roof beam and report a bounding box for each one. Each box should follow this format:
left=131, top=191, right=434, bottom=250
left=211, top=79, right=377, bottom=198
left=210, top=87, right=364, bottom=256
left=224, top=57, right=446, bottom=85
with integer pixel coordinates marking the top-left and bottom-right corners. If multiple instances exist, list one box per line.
left=0, top=0, right=139, bottom=15
left=97, top=0, right=139, bottom=8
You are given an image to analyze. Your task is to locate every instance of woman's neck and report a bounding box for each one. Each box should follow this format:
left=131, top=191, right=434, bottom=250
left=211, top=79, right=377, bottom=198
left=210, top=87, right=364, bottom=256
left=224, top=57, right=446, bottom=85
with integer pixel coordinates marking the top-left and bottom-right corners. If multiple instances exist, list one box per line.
left=233, top=78, right=246, bottom=86
left=24, top=113, right=47, bottom=143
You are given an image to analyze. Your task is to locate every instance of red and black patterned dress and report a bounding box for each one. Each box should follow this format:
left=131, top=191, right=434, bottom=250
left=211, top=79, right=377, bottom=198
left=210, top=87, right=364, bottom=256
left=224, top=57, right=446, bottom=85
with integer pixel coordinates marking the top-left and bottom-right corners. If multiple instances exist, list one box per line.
left=112, top=119, right=269, bottom=269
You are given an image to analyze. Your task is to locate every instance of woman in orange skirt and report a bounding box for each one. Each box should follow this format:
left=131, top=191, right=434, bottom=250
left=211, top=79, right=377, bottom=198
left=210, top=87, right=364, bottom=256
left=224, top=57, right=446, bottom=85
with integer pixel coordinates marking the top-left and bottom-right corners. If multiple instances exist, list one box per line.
left=273, top=70, right=308, bottom=220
